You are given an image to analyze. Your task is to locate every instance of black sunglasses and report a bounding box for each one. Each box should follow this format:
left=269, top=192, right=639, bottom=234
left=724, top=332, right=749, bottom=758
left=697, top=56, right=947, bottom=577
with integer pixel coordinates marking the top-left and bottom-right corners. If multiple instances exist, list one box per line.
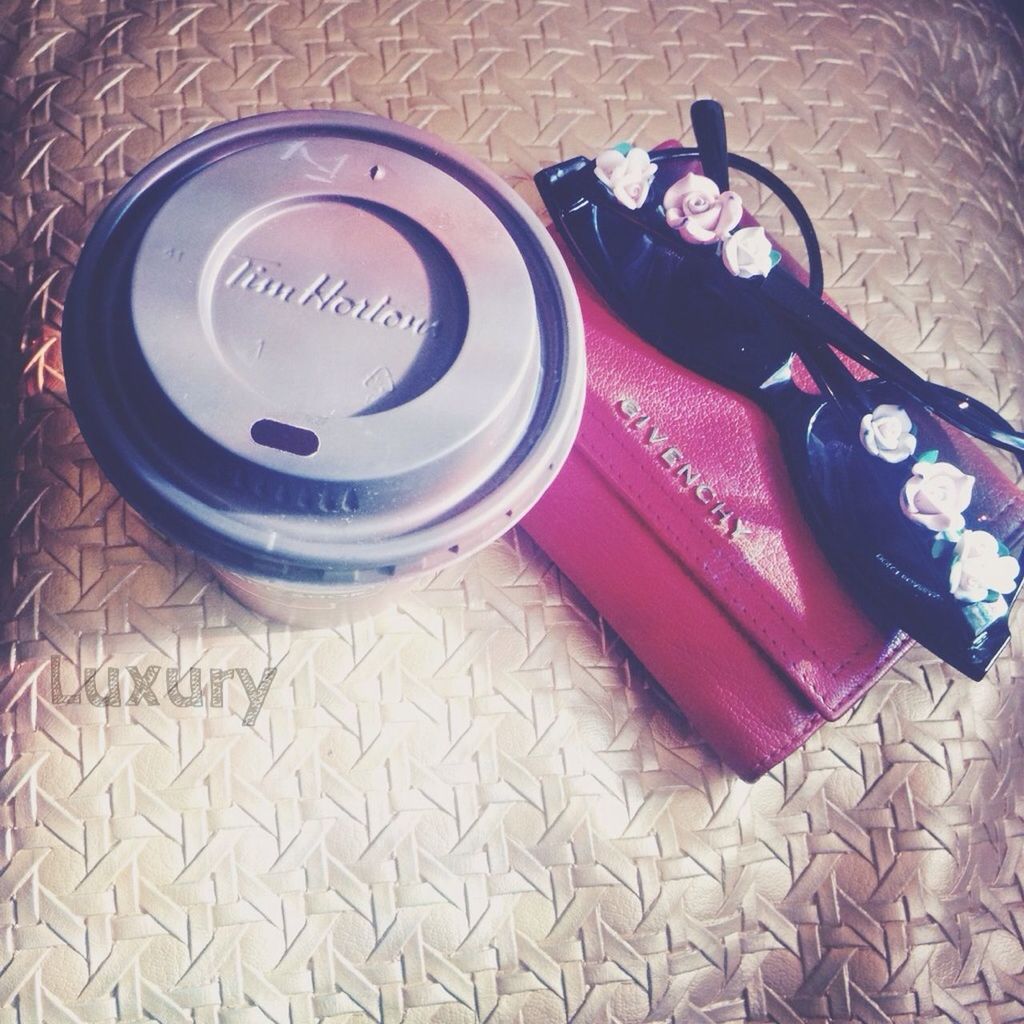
left=536, top=100, right=1024, bottom=680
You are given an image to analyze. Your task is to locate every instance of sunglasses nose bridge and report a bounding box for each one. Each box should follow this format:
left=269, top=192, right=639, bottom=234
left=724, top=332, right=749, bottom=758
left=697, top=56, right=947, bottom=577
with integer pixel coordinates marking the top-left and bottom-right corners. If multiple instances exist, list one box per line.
left=661, top=266, right=801, bottom=403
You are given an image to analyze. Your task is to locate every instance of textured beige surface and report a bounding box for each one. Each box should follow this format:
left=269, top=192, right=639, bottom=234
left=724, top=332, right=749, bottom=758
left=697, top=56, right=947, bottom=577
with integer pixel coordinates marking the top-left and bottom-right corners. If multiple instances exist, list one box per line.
left=2, top=1, right=1024, bottom=1022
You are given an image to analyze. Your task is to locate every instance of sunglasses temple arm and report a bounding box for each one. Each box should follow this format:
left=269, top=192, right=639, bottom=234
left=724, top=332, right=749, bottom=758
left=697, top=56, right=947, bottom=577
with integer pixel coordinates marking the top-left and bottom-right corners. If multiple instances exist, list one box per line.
left=691, top=100, right=730, bottom=192
left=762, top=269, right=1024, bottom=472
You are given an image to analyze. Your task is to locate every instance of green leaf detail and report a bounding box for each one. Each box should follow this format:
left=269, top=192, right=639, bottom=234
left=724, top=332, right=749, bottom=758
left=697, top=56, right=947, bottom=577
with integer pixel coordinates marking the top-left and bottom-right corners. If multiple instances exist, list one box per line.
left=986, top=589, right=1000, bottom=604
left=931, top=537, right=950, bottom=559
left=963, top=594, right=1009, bottom=634
left=917, top=449, right=939, bottom=463
left=769, top=250, right=782, bottom=267
left=997, top=539, right=1011, bottom=557
left=614, top=142, right=632, bottom=156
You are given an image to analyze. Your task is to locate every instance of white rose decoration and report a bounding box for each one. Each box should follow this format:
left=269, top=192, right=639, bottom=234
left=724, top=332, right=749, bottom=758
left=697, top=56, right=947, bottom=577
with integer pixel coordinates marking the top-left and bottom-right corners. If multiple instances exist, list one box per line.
left=594, top=146, right=657, bottom=210
left=721, top=226, right=776, bottom=279
left=899, top=460, right=975, bottom=534
left=949, top=529, right=1020, bottom=603
left=860, top=404, right=917, bottom=463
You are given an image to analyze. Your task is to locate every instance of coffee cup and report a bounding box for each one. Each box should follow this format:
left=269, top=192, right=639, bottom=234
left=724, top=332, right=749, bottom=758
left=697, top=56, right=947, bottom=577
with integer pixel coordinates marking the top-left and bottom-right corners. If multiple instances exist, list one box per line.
left=63, top=112, right=584, bottom=625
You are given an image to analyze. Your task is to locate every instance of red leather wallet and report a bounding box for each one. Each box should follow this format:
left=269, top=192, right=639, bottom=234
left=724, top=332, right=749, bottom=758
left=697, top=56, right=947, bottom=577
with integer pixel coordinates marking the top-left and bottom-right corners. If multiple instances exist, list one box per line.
left=524, top=186, right=1024, bottom=779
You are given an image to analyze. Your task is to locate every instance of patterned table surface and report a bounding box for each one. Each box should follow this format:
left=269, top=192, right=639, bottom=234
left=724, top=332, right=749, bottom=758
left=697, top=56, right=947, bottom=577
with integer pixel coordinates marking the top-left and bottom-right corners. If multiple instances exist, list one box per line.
left=1, top=2, right=1023, bottom=1022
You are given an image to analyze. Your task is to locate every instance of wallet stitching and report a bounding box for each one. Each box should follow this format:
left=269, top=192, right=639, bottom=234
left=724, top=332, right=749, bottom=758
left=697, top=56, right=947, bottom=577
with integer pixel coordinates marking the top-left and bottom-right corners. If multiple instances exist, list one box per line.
left=581, top=405, right=883, bottom=711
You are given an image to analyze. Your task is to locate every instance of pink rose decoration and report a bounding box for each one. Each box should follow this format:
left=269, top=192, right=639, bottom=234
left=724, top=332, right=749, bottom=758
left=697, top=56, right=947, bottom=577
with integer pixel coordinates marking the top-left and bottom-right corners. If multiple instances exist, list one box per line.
left=900, top=460, right=975, bottom=534
left=663, top=171, right=743, bottom=244
left=949, top=530, right=1020, bottom=603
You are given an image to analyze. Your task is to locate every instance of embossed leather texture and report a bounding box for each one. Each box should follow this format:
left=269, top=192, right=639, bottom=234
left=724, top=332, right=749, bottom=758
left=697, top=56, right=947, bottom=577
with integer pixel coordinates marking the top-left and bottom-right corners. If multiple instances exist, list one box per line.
left=1, top=2, right=1023, bottom=1022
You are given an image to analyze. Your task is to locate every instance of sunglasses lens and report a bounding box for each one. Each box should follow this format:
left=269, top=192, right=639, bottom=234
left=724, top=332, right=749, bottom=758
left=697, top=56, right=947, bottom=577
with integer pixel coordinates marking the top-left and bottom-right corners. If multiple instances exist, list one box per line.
left=542, top=161, right=799, bottom=398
